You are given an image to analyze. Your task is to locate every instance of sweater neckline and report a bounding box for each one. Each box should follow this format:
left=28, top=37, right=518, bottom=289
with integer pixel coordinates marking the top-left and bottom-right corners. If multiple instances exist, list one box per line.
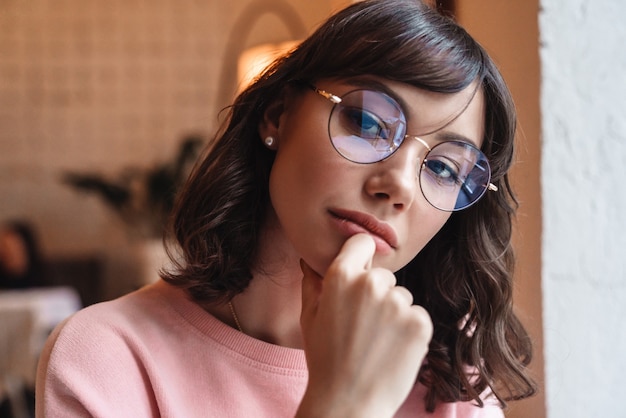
left=152, top=280, right=308, bottom=372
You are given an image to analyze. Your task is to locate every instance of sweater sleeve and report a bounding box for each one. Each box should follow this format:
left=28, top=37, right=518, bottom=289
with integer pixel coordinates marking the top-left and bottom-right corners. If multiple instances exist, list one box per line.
left=36, top=309, right=158, bottom=418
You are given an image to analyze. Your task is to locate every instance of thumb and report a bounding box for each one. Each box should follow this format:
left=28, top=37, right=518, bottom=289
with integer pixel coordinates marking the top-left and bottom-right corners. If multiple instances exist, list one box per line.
left=300, top=259, right=323, bottom=323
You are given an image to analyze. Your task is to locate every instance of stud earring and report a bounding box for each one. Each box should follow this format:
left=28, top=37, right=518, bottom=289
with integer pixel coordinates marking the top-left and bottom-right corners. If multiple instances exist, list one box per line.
left=264, top=136, right=275, bottom=148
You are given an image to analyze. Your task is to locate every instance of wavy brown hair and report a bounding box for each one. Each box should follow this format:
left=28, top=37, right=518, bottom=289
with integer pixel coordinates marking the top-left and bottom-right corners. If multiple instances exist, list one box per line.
left=163, top=0, right=536, bottom=412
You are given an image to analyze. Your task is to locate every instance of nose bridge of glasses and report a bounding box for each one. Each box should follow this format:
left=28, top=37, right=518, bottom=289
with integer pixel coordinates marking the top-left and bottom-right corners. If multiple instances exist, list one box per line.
left=405, top=135, right=431, bottom=153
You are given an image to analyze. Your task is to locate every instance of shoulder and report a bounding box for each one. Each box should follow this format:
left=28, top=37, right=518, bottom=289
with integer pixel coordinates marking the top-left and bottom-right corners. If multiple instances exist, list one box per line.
left=40, top=285, right=154, bottom=374
left=36, top=281, right=182, bottom=416
left=42, top=280, right=184, bottom=355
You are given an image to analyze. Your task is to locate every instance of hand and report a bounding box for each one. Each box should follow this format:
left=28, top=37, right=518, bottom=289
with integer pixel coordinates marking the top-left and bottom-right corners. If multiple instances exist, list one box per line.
left=297, top=233, right=433, bottom=418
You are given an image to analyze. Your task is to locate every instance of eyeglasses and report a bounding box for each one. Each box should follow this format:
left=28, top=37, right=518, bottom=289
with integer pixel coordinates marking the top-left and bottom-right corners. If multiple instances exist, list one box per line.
left=310, top=85, right=498, bottom=212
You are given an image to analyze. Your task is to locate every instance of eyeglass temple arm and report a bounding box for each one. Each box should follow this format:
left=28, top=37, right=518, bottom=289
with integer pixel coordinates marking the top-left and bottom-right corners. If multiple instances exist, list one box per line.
left=310, top=86, right=342, bottom=104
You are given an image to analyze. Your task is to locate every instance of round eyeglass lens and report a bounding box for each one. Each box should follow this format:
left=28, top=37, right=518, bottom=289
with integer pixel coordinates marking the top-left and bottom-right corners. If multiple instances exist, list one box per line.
left=328, top=90, right=407, bottom=164
left=419, top=140, right=492, bottom=211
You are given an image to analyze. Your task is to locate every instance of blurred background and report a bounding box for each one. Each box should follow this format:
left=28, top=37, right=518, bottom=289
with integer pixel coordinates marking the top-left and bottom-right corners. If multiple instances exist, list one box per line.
left=1, top=0, right=625, bottom=417
left=0, top=0, right=336, bottom=300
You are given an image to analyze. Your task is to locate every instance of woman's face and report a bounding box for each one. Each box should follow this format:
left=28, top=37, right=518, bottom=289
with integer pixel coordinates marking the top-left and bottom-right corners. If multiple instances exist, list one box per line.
left=262, top=77, right=486, bottom=275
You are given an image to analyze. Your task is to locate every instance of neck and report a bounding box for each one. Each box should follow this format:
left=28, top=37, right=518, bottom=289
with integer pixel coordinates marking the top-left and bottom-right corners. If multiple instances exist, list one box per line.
left=238, top=210, right=305, bottom=348
left=208, top=214, right=305, bottom=348
left=230, top=262, right=304, bottom=348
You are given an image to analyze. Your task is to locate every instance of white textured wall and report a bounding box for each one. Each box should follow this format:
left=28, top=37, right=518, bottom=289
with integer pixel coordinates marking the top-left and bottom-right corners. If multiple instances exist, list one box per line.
left=540, top=0, right=626, bottom=416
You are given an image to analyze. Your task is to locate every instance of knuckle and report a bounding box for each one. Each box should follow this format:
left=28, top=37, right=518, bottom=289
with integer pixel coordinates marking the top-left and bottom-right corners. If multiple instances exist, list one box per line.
left=325, top=261, right=351, bottom=280
left=407, top=305, right=434, bottom=340
left=391, top=285, right=413, bottom=305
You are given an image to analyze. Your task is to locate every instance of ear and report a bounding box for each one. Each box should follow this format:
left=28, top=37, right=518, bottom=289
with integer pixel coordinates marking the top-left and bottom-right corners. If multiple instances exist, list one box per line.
left=258, top=96, right=285, bottom=140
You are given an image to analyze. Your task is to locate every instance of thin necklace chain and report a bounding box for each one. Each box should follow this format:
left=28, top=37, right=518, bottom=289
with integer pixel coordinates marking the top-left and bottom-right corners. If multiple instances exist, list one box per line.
left=228, top=301, right=243, bottom=332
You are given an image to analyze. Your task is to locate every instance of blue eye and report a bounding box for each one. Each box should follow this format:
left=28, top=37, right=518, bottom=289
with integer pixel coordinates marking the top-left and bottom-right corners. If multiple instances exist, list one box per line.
left=327, top=89, right=407, bottom=164
left=423, top=158, right=461, bottom=186
left=341, top=106, right=389, bottom=140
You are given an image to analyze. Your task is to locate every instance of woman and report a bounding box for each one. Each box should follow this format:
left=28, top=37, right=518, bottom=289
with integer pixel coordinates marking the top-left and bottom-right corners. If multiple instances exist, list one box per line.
left=37, top=1, right=536, bottom=416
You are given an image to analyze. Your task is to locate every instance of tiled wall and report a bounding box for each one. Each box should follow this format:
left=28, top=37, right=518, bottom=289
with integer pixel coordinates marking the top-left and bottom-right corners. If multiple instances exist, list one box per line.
left=0, top=0, right=330, bottom=297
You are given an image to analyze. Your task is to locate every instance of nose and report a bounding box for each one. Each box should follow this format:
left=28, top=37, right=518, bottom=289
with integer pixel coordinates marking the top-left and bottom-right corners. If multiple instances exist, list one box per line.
left=364, top=138, right=427, bottom=211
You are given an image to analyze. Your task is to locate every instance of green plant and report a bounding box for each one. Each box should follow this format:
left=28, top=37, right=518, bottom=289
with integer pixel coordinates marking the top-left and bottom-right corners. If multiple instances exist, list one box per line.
left=62, top=135, right=204, bottom=238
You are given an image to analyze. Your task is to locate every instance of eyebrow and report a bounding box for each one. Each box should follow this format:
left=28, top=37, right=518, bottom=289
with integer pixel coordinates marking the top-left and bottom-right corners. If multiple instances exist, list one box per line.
left=341, top=77, right=413, bottom=120
left=432, top=130, right=481, bottom=149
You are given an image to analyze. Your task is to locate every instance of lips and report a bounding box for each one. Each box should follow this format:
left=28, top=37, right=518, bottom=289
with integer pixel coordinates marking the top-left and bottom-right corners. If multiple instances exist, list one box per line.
left=329, top=208, right=399, bottom=250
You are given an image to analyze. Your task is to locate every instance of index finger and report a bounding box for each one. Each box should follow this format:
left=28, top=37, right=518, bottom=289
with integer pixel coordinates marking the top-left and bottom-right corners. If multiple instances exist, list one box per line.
left=329, top=233, right=376, bottom=275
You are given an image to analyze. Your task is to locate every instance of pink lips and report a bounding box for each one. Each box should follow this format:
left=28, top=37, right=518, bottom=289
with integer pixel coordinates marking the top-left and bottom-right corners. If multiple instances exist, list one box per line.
left=329, top=208, right=398, bottom=254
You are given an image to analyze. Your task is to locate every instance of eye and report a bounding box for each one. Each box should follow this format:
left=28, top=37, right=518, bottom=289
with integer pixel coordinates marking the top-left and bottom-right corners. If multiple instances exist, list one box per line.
left=340, top=106, right=390, bottom=141
left=423, top=157, right=462, bottom=186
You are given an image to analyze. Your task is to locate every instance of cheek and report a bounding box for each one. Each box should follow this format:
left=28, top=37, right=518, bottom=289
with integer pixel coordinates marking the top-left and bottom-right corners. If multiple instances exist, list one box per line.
left=269, top=143, right=325, bottom=205
left=267, top=156, right=337, bottom=274
left=267, top=133, right=330, bottom=238
left=267, top=135, right=363, bottom=273
left=270, top=126, right=345, bottom=202
left=410, top=211, right=451, bottom=248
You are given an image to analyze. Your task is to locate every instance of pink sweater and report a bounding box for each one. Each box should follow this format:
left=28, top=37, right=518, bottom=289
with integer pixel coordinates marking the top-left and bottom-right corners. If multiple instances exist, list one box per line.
left=36, top=280, right=504, bottom=417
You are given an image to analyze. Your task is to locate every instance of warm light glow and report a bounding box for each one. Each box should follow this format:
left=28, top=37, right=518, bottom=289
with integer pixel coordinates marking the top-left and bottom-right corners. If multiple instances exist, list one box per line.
left=237, top=40, right=299, bottom=91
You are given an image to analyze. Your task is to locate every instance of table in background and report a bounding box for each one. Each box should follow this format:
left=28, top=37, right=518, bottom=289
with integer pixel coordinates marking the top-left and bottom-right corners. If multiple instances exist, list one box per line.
left=0, top=287, right=81, bottom=418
